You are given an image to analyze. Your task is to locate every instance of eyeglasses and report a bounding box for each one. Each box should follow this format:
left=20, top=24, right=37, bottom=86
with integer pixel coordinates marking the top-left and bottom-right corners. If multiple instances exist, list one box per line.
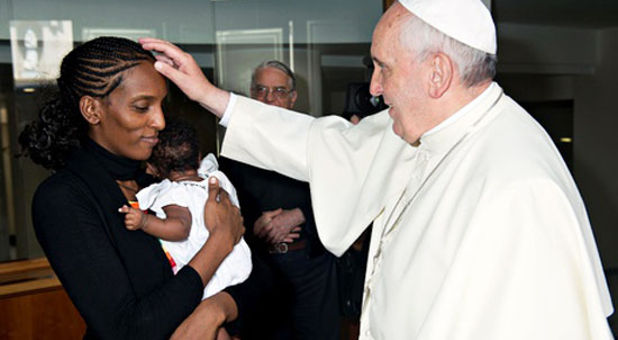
left=251, top=85, right=294, bottom=100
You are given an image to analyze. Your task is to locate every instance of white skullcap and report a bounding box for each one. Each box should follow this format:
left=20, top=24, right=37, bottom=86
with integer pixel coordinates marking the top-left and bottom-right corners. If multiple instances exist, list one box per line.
left=398, top=0, right=497, bottom=54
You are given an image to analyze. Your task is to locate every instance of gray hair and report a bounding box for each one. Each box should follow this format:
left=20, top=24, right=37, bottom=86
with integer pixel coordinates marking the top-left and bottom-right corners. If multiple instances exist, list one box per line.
left=399, top=14, right=497, bottom=87
left=251, top=60, right=296, bottom=91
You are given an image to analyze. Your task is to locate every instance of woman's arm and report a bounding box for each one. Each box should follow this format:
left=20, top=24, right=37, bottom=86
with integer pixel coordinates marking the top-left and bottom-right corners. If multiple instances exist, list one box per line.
left=171, top=291, right=238, bottom=340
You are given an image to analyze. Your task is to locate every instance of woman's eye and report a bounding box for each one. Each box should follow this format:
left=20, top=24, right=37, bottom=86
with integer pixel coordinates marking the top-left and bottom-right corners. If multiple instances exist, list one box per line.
left=133, top=105, right=149, bottom=112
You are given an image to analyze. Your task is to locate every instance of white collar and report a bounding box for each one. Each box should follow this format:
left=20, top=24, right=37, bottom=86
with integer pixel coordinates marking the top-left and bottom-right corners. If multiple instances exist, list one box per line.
left=423, top=82, right=497, bottom=137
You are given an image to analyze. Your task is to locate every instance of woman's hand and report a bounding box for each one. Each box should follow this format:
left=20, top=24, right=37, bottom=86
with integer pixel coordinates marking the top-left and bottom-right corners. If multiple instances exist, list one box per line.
left=139, top=38, right=230, bottom=117
left=171, top=292, right=238, bottom=340
left=204, top=177, right=245, bottom=245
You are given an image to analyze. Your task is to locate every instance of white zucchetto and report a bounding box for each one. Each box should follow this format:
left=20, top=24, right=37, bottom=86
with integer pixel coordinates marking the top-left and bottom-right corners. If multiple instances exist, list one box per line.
left=399, top=0, right=497, bottom=54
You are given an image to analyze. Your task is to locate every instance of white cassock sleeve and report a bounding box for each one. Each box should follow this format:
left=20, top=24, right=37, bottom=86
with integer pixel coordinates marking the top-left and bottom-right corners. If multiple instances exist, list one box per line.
left=221, top=96, right=315, bottom=182
left=221, top=96, right=410, bottom=255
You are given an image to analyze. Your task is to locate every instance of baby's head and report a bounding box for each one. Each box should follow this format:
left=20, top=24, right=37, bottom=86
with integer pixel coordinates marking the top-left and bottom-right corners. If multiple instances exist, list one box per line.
left=147, top=118, right=200, bottom=180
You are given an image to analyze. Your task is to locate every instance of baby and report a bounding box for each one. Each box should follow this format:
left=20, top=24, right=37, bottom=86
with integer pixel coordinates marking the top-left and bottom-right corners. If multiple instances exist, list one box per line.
left=119, top=119, right=251, bottom=300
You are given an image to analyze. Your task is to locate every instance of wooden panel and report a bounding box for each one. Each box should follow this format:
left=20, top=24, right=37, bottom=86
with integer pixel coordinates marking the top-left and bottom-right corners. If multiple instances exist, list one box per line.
left=0, top=258, right=86, bottom=339
left=0, top=277, right=62, bottom=298
left=0, top=285, right=86, bottom=340
left=0, top=258, right=53, bottom=286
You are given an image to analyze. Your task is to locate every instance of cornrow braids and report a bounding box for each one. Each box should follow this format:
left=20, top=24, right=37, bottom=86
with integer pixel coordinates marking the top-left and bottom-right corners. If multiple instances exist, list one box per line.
left=19, top=36, right=156, bottom=170
left=148, top=118, right=200, bottom=180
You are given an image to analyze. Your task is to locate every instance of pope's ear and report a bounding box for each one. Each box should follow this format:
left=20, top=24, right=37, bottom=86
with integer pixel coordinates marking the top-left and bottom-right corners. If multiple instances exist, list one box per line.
left=427, top=52, right=453, bottom=99
left=79, top=95, right=102, bottom=125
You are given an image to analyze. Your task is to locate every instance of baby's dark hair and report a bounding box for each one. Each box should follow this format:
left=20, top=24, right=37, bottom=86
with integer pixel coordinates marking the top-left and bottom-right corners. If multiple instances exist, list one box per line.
left=18, top=36, right=155, bottom=170
left=148, top=118, right=200, bottom=179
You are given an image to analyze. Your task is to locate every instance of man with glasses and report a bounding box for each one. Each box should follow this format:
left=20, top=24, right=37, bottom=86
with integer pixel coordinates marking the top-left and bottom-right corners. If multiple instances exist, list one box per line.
left=249, top=60, right=298, bottom=110
left=219, top=60, right=339, bottom=340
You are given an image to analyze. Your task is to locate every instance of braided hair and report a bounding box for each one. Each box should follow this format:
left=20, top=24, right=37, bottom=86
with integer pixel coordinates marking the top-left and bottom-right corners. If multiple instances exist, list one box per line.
left=18, top=36, right=155, bottom=170
left=148, top=118, right=199, bottom=180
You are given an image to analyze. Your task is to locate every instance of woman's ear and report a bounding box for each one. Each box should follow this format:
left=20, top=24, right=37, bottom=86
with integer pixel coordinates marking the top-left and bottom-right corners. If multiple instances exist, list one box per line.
left=79, top=96, right=102, bottom=125
left=427, top=52, right=453, bottom=99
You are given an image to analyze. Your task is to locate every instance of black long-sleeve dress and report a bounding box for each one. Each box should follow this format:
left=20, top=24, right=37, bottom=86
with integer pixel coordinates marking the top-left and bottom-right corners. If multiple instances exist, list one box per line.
left=31, top=140, right=255, bottom=339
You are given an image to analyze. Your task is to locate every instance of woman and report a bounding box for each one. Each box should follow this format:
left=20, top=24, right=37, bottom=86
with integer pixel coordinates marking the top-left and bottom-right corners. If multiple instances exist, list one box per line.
left=19, top=36, right=242, bottom=339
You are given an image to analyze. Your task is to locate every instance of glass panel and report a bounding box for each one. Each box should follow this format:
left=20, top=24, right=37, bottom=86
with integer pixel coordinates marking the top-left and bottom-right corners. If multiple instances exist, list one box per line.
left=211, top=0, right=381, bottom=116
left=0, top=0, right=382, bottom=262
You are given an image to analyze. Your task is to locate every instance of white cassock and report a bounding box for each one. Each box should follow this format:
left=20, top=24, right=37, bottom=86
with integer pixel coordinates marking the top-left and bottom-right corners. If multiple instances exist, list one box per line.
left=221, top=83, right=613, bottom=339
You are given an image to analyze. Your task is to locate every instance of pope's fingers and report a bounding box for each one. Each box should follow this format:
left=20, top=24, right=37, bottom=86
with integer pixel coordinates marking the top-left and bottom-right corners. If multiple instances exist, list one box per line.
left=139, top=37, right=177, bottom=46
left=140, top=37, right=180, bottom=52
left=153, top=61, right=187, bottom=85
left=141, top=37, right=182, bottom=50
left=138, top=37, right=167, bottom=44
left=142, top=42, right=188, bottom=67
left=154, top=54, right=175, bottom=67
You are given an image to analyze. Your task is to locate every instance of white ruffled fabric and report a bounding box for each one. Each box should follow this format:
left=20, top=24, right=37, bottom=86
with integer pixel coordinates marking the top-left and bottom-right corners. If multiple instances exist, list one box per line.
left=136, top=153, right=251, bottom=300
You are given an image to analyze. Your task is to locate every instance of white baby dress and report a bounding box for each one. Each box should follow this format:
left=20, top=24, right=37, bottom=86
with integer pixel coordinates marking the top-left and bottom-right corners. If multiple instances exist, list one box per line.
left=136, top=154, right=252, bottom=299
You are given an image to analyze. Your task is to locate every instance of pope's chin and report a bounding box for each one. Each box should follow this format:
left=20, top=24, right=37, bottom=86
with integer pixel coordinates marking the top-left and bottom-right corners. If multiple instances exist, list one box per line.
left=391, top=122, right=403, bottom=139
left=387, top=108, right=400, bottom=132
left=387, top=105, right=394, bottom=117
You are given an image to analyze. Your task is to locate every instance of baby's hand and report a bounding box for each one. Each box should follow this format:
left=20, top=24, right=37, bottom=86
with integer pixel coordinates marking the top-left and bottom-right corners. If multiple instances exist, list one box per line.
left=118, top=205, right=148, bottom=231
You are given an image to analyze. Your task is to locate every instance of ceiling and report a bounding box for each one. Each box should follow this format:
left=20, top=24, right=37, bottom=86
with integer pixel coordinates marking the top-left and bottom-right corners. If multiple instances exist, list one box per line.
left=492, top=0, right=618, bottom=28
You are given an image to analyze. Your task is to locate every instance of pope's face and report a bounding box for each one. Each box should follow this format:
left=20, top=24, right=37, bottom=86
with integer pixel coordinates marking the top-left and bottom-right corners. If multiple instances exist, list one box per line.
left=92, top=61, right=167, bottom=161
left=370, top=3, right=432, bottom=144
left=250, top=67, right=297, bottom=109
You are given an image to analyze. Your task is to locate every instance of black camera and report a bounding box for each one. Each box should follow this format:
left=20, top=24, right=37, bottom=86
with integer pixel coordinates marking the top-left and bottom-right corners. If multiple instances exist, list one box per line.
left=343, top=82, right=387, bottom=120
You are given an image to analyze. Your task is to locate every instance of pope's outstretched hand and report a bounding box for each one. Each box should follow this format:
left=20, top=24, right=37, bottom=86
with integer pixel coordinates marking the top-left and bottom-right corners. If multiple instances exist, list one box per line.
left=140, top=38, right=230, bottom=117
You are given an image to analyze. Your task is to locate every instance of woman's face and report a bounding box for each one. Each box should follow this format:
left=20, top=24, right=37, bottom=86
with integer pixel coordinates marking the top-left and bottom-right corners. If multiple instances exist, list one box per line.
left=91, top=61, right=167, bottom=161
